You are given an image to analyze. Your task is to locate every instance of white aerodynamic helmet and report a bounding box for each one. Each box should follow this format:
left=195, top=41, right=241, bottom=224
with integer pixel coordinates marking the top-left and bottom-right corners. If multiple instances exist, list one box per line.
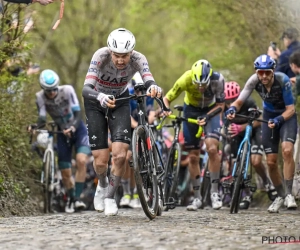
left=107, top=28, right=136, bottom=53
left=39, top=69, right=60, bottom=90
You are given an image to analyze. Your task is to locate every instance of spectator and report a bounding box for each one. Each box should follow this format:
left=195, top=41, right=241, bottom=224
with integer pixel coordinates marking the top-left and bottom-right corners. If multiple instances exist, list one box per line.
left=289, top=50, right=300, bottom=95
left=268, top=28, right=300, bottom=78
left=4, top=0, right=54, bottom=5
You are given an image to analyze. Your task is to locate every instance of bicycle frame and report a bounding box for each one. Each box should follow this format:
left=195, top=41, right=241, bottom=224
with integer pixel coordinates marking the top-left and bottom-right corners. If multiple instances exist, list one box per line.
left=34, top=127, right=61, bottom=191
left=231, top=124, right=252, bottom=180
left=42, top=133, right=58, bottom=191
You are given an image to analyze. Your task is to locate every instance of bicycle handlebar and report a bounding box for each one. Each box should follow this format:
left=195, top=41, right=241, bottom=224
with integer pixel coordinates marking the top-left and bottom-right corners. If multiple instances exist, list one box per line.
left=234, top=113, right=269, bottom=124
left=105, top=94, right=171, bottom=120
left=157, top=107, right=223, bottom=138
left=28, top=123, right=64, bottom=144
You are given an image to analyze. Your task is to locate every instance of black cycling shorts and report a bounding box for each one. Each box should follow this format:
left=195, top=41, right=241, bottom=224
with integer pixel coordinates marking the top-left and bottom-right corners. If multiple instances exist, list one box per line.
left=183, top=103, right=220, bottom=150
left=262, top=109, right=297, bottom=154
left=84, top=90, right=131, bottom=150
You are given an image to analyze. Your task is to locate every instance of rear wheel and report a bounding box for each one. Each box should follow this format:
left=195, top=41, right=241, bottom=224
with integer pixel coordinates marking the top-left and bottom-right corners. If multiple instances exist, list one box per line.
left=230, top=143, right=247, bottom=214
left=43, top=152, right=52, bottom=213
left=132, top=126, right=159, bottom=220
left=163, top=142, right=181, bottom=210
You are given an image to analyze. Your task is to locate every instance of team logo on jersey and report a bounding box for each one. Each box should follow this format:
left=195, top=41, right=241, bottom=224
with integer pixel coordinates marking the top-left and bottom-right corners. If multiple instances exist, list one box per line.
left=88, top=68, right=98, bottom=73
left=285, top=81, right=291, bottom=90
left=91, top=135, right=97, bottom=140
left=90, top=61, right=101, bottom=66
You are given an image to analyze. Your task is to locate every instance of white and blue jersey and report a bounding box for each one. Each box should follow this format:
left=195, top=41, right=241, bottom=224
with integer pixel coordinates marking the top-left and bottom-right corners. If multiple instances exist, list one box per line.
left=238, top=72, right=294, bottom=113
left=36, top=85, right=81, bottom=130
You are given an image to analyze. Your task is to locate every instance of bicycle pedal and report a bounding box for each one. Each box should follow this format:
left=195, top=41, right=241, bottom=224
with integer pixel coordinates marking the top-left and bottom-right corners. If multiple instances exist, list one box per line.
left=165, top=197, right=177, bottom=209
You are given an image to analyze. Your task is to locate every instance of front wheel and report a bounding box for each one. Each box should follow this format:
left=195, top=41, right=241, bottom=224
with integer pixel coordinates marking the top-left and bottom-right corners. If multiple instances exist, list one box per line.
left=163, top=142, right=181, bottom=210
left=43, top=151, right=52, bottom=213
left=132, top=126, right=159, bottom=220
left=230, top=142, right=247, bottom=214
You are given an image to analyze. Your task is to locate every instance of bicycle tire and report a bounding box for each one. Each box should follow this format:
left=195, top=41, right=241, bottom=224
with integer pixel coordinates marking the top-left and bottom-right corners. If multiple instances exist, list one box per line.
left=163, top=142, right=181, bottom=210
left=43, top=151, right=52, bottom=213
left=132, top=125, right=159, bottom=220
left=230, top=142, right=247, bottom=214
left=200, top=160, right=211, bottom=208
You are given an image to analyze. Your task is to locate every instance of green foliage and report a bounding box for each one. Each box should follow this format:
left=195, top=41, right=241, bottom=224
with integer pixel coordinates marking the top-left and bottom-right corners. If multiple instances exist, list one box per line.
left=0, top=3, right=41, bottom=207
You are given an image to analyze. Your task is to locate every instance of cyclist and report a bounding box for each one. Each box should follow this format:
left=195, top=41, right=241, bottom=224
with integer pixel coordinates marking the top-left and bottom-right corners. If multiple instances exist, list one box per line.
left=226, top=54, right=297, bottom=213
left=82, top=28, right=162, bottom=216
left=163, top=59, right=225, bottom=210
left=223, top=81, right=277, bottom=209
left=30, top=69, right=91, bottom=213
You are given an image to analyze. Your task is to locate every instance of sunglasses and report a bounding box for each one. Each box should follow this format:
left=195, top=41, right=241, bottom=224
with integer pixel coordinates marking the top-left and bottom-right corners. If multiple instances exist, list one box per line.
left=45, top=88, right=58, bottom=93
left=193, top=81, right=209, bottom=87
left=256, top=70, right=273, bottom=77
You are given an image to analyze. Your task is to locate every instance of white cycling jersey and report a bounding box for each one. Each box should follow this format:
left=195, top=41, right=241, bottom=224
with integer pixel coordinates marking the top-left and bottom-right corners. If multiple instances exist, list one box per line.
left=84, top=47, right=155, bottom=96
left=36, top=85, right=80, bottom=129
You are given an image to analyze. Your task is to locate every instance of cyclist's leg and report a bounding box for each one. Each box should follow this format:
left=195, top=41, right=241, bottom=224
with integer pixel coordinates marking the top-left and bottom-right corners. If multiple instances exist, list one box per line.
left=262, top=110, right=284, bottom=212
left=251, top=127, right=277, bottom=201
left=120, top=148, right=132, bottom=207
left=280, top=113, right=297, bottom=208
left=56, top=133, right=75, bottom=212
left=84, top=99, right=110, bottom=212
left=106, top=98, right=131, bottom=215
left=183, top=104, right=202, bottom=211
left=73, top=120, right=91, bottom=208
left=205, top=110, right=222, bottom=210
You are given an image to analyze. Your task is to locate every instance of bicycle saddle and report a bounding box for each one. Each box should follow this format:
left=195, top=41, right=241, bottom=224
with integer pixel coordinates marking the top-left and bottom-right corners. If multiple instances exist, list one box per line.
left=174, top=105, right=183, bottom=111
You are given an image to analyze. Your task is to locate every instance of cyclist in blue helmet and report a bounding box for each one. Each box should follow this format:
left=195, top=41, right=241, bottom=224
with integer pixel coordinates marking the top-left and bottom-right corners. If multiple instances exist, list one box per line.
left=226, top=54, right=297, bottom=213
left=30, top=69, right=91, bottom=213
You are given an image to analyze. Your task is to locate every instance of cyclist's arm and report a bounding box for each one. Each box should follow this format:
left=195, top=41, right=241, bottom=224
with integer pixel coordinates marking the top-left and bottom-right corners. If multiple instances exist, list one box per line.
left=281, top=76, right=296, bottom=120
left=209, top=73, right=225, bottom=116
left=163, top=71, right=188, bottom=107
left=232, top=74, right=258, bottom=111
left=82, top=48, right=105, bottom=100
left=35, top=94, right=46, bottom=128
left=67, top=85, right=82, bottom=130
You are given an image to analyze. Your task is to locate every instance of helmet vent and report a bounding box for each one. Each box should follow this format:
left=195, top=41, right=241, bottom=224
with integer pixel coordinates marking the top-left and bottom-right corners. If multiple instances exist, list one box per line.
left=113, top=39, right=117, bottom=48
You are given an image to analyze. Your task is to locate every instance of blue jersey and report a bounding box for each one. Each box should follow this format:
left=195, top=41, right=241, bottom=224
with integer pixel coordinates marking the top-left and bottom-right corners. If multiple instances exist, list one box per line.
left=129, top=87, right=154, bottom=121
left=238, top=72, right=294, bottom=113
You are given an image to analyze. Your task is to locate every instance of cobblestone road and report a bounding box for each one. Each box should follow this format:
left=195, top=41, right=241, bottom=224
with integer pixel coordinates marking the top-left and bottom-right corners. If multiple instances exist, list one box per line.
left=0, top=206, right=300, bottom=250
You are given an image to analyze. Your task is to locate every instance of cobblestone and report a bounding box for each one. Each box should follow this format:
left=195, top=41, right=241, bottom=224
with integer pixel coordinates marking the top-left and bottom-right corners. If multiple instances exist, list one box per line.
left=0, top=206, right=299, bottom=249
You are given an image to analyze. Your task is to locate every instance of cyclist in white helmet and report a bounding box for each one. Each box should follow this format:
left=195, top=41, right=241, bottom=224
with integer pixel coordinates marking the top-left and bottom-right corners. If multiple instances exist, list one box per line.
left=82, top=28, right=163, bottom=216
left=29, top=69, right=91, bottom=213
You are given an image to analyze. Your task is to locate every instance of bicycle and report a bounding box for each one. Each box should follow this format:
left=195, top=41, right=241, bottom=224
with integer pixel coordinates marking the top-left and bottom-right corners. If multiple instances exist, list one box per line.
left=226, top=108, right=268, bottom=214
left=106, top=84, right=171, bottom=220
left=157, top=106, right=222, bottom=210
left=29, top=122, right=64, bottom=213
